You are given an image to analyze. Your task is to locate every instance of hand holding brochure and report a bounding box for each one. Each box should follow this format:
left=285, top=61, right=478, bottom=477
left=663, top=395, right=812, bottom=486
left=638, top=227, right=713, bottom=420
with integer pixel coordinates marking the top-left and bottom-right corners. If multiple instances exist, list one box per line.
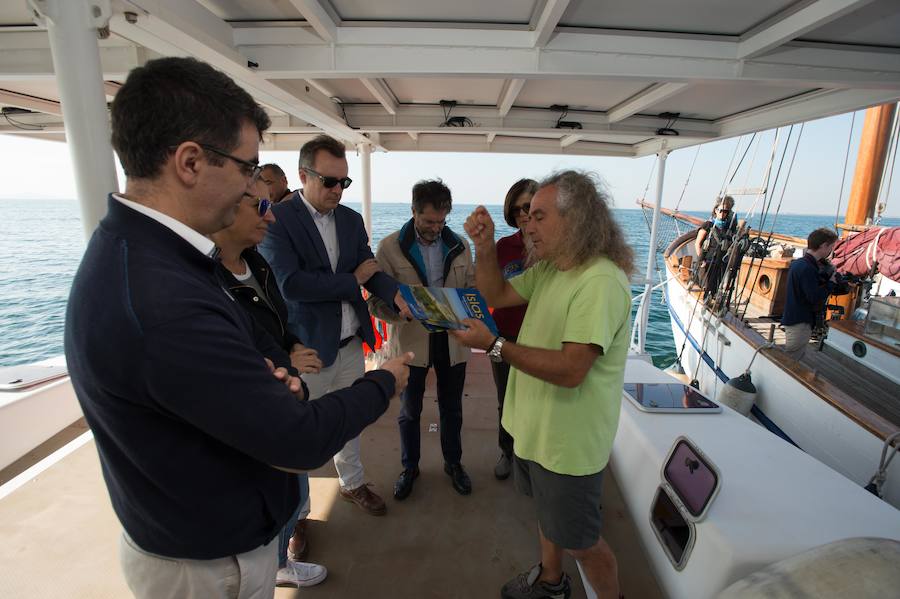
left=398, top=285, right=498, bottom=335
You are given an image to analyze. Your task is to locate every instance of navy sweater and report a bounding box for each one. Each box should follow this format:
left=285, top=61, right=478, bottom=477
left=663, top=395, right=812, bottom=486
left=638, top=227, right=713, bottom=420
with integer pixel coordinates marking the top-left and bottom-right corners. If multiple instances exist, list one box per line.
left=781, top=253, right=834, bottom=326
left=65, top=197, right=395, bottom=559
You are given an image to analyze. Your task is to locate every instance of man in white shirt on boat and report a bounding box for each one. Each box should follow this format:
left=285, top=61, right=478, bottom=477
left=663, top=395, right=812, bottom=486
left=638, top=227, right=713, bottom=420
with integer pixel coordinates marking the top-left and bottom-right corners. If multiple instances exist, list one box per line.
left=260, top=135, right=413, bottom=518
left=453, top=170, right=633, bottom=599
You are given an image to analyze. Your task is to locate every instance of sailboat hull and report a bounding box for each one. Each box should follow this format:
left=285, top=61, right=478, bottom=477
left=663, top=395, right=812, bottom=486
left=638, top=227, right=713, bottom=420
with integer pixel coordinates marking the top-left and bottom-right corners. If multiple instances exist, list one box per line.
left=664, top=270, right=900, bottom=509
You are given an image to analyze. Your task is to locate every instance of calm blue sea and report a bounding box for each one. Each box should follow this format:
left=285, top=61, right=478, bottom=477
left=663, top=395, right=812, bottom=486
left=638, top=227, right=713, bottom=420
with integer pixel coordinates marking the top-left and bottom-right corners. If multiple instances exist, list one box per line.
left=1, top=200, right=897, bottom=368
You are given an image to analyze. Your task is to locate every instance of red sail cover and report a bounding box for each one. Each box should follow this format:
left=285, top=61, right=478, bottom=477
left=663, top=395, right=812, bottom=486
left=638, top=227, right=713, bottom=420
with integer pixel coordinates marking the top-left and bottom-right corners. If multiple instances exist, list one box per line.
left=831, top=226, right=900, bottom=282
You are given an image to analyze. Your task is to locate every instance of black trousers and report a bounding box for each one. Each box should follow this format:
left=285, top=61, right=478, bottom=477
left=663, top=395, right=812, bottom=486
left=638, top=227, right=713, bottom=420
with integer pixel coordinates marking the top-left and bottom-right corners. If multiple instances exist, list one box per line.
left=490, top=360, right=515, bottom=458
left=397, top=332, right=467, bottom=470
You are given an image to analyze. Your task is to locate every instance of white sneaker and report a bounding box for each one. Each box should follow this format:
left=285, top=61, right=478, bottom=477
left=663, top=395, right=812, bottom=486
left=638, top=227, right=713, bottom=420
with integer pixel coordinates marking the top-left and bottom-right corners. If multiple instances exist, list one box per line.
left=276, top=560, right=327, bottom=588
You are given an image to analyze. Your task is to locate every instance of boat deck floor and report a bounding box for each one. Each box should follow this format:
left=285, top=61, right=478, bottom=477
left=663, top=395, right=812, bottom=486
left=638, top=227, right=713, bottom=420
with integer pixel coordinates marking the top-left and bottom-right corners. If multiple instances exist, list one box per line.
left=742, top=314, right=900, bottom=429
left=0, top=354, right=663, bottom=599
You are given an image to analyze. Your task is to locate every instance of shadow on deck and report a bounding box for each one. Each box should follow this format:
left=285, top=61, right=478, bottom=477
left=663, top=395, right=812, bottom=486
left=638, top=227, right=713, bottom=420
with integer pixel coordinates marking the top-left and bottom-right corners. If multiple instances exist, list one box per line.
left=0, top=354, right=662, bottom=599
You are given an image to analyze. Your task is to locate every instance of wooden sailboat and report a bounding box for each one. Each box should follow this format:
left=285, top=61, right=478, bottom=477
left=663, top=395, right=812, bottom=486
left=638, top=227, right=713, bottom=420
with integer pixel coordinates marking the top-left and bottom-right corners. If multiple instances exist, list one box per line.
left=660, top=102, right=900, bottom=508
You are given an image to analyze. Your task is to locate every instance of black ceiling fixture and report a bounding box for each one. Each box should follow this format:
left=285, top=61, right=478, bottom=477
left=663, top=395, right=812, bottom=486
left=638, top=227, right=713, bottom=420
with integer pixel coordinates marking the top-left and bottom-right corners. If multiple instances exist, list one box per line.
left=656, top=112, right=681, bottom=136
left=439, top=99, right=473, bottom=127
left=551, top=104, right=582, bottom=129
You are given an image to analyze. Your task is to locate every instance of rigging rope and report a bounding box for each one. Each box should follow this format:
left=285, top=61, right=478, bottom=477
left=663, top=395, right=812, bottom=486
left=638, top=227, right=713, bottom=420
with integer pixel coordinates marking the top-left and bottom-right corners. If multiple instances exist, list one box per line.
left=744, top=128, right=782, bottom=222
left=642, top=159, right=656, bottom=201
left=674, top=146, right=702, bottom=213
left=834, top=111, right=858, bottom=231
left=874, top=106, right=900, bottom=225
left=739, top=124, right=805, bottom=321
left=719, top=136, right=744, bottom=197
left=735, top=126, right=797, bottom=314
left=741, top=133, right=764, bottom=200
left=718, top=127, right=793, bottom=315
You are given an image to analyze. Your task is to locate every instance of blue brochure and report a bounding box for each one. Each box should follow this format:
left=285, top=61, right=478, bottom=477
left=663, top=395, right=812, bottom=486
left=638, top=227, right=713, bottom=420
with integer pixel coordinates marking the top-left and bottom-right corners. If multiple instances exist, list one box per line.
left=398, top=285, right=499, bottom=335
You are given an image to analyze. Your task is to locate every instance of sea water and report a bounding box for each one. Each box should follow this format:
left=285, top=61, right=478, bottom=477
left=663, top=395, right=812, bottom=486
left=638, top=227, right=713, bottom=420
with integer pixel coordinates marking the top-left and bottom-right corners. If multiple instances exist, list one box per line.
left=1, top=199, right=897, bottom=368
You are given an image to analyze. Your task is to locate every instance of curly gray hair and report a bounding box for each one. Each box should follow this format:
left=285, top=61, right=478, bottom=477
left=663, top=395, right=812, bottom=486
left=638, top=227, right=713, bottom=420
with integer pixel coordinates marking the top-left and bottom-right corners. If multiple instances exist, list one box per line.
left=537, top=170, right=634, bottom=274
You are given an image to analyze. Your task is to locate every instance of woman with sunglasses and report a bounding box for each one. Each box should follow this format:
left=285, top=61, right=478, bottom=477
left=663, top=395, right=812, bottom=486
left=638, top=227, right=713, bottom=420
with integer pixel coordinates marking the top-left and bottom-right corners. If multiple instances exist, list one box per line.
left=210, top=179, right=326, bottom=589
left=489, top=178, right=538, bottom=481
left=694, top=195, right=737, bottom=301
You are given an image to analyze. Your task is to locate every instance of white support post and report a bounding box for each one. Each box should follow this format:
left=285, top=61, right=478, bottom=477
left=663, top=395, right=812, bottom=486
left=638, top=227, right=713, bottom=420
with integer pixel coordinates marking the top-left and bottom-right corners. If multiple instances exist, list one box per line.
left=637, top=149, right=668, bottom=354
left=31, top=0, right=118, bottom=240
left=359, top=143, right=373, bottom=240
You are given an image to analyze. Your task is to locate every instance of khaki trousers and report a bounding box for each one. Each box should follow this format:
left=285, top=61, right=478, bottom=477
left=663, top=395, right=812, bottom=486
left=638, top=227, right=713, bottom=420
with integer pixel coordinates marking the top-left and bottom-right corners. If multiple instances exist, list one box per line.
left=302, top=340, right=366, bottom=491
left=119, top=532, right=277, bottom=599
left=783, top=323, right=812, bottom=361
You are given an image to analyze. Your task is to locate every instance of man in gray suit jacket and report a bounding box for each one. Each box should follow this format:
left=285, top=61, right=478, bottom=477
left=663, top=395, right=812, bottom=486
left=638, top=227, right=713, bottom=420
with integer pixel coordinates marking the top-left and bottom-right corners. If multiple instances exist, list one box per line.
left=260, top=135, right=411, bottom=519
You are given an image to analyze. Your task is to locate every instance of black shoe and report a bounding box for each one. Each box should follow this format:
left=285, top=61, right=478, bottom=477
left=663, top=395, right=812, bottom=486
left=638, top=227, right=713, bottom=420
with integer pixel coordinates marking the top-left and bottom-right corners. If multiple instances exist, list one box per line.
left=443, top=462, right=472, bottom=495
left=494, top=454, right=512, bottom=480
left=393, top=467, right=419, bottom=501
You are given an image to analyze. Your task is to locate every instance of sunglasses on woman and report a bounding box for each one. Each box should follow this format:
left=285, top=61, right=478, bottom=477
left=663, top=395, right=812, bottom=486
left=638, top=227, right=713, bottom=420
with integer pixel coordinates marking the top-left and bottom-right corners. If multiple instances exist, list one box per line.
left=303, top=167, right=353, bottom=190
left=254, top=198, right=271, bottom=216
left=512, top=203, right=531, bottom=216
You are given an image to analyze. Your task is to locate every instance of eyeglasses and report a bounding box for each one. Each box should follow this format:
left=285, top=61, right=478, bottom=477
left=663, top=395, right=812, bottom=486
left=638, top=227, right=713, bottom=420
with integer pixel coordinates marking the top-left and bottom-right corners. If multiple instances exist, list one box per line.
left=303, top=167, right=352, bottom=190
left=512, top=203, right=531, bottom=216
left=254, top=198, right=271, bottom=216
left=199, top=144, right=263, bottom=182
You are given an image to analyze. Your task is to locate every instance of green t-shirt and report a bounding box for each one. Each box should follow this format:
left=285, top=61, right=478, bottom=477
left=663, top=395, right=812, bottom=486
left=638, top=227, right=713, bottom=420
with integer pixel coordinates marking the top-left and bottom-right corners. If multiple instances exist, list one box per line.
left=504, top=257, right=632, bottom=476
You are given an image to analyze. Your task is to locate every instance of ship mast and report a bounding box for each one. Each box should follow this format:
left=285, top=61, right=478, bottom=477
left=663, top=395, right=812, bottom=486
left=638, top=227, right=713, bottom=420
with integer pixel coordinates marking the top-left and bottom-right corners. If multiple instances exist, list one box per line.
left=834, top=102, right=897, bottom=318
left=843, top=103, right=897, bottom=228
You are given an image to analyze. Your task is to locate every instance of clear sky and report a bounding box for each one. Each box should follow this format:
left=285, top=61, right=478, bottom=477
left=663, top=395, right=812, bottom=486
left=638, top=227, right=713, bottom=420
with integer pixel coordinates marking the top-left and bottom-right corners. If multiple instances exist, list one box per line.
left=1, top=108, right=898, bottom=218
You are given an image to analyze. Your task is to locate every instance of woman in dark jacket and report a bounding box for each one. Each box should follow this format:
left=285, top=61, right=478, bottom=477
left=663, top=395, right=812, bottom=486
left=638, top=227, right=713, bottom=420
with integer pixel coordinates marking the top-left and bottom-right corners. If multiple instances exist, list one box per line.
left=210, top=181, right=325, bottom=589
left=490, top=178, right=537, bottom=481
left=694, top=195, right=737, bottom=301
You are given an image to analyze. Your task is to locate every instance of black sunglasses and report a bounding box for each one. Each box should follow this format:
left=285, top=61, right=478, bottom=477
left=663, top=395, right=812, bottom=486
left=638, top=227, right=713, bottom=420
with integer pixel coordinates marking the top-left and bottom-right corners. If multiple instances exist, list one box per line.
left=512, top=202, right=531, bottom=216
left=303, top=167, right=352, bottom=190
left=199, top=144, right=263, bottom=182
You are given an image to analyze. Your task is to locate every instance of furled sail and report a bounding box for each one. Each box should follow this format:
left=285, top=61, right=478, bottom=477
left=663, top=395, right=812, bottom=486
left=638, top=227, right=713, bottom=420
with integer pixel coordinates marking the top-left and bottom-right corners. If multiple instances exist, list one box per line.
left=831, top=227, right=900, bottom=282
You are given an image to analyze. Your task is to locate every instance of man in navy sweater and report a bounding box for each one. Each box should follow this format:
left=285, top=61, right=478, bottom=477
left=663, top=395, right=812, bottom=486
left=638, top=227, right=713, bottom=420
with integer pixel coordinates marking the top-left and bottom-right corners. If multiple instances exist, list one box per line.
left=64, top=57, right=411, bottom=599
left=781, top=227, right=840, bottom=360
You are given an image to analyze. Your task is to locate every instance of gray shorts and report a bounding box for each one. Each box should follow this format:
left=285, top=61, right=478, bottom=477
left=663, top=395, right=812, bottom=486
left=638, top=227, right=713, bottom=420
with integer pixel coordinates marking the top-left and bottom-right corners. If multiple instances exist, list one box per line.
left=514, top=456, right=604, bottom=550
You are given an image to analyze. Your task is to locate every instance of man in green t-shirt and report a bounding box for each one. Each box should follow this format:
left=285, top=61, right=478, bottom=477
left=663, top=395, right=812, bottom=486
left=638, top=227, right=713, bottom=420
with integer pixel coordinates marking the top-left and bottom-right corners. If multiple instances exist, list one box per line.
left=452, top=171, right=633, bottom=599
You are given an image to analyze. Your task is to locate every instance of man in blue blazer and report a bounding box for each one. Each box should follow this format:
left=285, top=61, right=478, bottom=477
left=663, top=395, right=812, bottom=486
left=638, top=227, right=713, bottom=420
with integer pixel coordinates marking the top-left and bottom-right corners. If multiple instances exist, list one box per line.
left=260, top=135, right=411, bottom=517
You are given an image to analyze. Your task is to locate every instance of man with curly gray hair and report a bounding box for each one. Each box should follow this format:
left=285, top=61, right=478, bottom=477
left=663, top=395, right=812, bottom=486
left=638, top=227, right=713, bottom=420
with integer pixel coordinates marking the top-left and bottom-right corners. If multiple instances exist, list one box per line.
left=452, top=170, right=633, bottom=599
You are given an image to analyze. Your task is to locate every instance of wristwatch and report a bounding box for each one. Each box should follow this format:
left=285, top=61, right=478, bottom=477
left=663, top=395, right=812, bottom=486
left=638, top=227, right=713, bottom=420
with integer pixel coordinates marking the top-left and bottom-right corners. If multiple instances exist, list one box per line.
left=487, top=336, right=505, bottom=363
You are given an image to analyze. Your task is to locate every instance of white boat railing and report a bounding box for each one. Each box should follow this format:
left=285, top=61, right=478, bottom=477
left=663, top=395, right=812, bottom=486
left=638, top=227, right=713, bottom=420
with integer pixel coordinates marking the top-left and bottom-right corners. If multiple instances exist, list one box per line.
left=630, top=275, right=676, bottom=353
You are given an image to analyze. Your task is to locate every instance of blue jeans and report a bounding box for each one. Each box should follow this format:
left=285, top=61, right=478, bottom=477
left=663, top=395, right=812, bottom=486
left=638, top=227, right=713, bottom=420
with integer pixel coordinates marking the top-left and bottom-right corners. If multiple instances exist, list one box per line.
left=398, top=333, right=467, bottom=470
left=277, top=473, right=309, bottom=568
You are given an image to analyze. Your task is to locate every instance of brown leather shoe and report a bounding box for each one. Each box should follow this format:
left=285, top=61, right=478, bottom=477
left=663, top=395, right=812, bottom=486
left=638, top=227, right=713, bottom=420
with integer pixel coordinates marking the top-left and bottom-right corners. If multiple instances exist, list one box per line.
left=339, top=483, right=387, bottom=516
left=287, top=518, right=309, bottom=562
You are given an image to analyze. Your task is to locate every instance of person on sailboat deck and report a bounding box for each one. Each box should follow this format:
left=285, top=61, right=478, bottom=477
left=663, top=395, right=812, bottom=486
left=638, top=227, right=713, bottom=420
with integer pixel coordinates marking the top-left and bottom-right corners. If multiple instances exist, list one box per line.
left=260, top=134, right=414, bottom=518
left=490, top=178, right=538, bottom=481
left=64, top=56, right=412, bottom=599
left=367, top=179, right=476, bottom=501
left=260, top=162, right=293, bottom=203
left=781, top=227, right=842, bottom=360
left=453, top=170, right=633, bottom=599
left=694, top=195, right=737, bottom=300
left=209, top=178, right=327, bottom=588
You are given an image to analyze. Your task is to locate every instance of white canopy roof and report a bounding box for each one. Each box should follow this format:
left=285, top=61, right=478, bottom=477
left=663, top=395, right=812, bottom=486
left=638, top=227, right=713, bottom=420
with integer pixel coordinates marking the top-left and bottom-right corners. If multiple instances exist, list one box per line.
left=1, top=0, right=899, bottom=157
